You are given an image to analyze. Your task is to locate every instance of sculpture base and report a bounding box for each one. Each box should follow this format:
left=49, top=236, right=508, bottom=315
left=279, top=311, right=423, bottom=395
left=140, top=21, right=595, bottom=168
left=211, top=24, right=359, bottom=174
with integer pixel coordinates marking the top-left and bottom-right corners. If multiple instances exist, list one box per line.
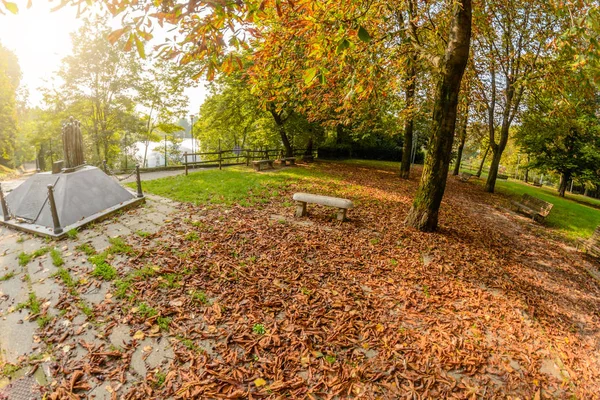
left=0, top=166, right=144, bottom=238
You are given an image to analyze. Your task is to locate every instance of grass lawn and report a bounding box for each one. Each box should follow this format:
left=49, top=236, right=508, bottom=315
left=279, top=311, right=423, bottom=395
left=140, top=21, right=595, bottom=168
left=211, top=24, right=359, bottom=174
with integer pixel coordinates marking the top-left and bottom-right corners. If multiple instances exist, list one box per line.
left=335, top=158, right=401, bottom=170
left=135, top=159, right=600, bottom=240
left=133, top=165, right=334, bottom=206
left=488, top=179, right=600, bottom=240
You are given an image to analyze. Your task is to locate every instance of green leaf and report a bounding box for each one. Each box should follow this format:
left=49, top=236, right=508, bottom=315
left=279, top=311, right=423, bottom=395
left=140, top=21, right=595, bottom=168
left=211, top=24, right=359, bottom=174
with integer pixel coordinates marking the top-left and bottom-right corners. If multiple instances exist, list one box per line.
left=303, top=67, right=318, bottom=85
left=3, top=1, right=18, bottom=14
left=358, top=26, right=371, bottom=42
left=134, top=34, right=146, bottom=59
left=336, top=38, right=350, bottom=54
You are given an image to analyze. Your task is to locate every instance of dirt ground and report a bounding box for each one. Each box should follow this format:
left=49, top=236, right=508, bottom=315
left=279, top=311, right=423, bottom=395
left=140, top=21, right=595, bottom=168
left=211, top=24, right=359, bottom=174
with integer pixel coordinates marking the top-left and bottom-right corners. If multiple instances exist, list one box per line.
left=2, top=162, right=600, bottom=399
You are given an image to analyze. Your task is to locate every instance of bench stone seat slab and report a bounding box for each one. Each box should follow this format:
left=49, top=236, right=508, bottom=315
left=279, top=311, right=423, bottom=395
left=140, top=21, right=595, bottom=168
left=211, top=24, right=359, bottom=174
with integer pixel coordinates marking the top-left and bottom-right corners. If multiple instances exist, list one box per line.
left=293, top=193, right=353, bottom=222
left=293, top=193, right=353, bottom=209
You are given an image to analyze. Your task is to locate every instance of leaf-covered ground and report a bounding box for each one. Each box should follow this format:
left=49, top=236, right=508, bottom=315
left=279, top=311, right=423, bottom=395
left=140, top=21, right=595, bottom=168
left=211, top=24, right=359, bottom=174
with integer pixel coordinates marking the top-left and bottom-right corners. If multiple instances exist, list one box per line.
left=43, top=162, right=600, bottom=399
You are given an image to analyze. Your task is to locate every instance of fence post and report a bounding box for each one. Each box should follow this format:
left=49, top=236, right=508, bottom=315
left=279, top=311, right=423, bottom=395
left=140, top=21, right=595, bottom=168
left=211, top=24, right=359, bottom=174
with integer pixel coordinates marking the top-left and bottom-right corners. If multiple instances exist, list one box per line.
left=218, top=140, right=222, bottom=170
left=47, top=184, right=63, bottom=235
left=102, top=160, right=108, bottom=174
left=0, top=183, right=9, bottom=221
left=246, top=150, right=250, bottom=166
left=184, top=152, right=188, bottom=176
left=135, top=165, right=143, bottom=198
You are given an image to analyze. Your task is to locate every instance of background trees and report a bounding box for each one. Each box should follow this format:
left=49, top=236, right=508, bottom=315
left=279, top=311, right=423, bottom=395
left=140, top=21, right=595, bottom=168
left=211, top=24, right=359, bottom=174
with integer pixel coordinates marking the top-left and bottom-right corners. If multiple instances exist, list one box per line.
left=0, top=42, right=21, bottom=168
left=516, top=64, right=600, bottom=197
left=474, top=0, right=558, bottom=193
left=4, top=0, right=600, bottom=230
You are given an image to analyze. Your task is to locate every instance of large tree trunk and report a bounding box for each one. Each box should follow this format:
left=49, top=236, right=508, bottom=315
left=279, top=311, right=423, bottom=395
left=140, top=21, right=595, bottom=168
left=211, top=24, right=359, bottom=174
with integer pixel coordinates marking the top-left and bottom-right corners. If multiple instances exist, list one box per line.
left=269, top=108, right=293, bottom=157
left=476, top=146, right=489, bottom=177
left=558, top=171, right=570, bottom=197
left=452, top=105, right=469, bottom=175
left=305, top=136, right=313, bottom=156
left=336, top=124, right=345, bottom=144
left=400, top=59, right=417, bottom=179
left=405, top=0, right=472, bottom=232
left=485, top=146, right=503, bottom=192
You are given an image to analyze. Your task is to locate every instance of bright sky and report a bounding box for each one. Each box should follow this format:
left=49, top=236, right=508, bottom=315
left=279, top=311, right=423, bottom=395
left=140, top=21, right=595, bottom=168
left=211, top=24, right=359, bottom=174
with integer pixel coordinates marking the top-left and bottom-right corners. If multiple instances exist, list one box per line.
left=0, top=1, right=207, bottom=115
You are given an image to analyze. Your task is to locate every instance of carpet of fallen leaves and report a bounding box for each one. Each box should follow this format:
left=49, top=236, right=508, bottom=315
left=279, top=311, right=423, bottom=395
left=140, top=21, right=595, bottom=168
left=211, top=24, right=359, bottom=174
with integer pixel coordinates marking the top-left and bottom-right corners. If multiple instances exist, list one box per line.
left=45, top=162, right=600, bottom=399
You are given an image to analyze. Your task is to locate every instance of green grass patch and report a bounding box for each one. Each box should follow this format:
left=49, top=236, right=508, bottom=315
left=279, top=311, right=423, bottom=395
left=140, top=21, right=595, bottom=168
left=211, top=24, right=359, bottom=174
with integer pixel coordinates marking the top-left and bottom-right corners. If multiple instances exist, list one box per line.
left=130, top=165, right=325, bottom=206
left=16, top=292, right=41, bottom=314
left=18, top=252, right=32, bottom=267
left=66, top=229, right=78, bottom=239
left=185, top=231, right=200, bottom=241
left=108, top=236, right=134, bottom=255
left=191, top=290, right=209, bottom=304
left=136, top=302, right=158, bottom=318
left=337, top=159, right=401, bottom=170
left=159, top=273, right=180, bottom=289
left=53, top=267, right=79, bottom=288
left=18, top=247, right=52, bottom=267
left=91, top=262, right=117, bottom=281
left=157, top=316, right=171, bottom=331
left=252, top=323, right=266, bottom=335
left=132, top=265, right=157, bottom=279
left=37, top=314, right=53, bottom=328
left=136, top=230, right=151, bottom=238
left=50, top=248, right=64, bottom=267
left=78, top=301, right=94, bottom=319
left=0, top=271, right=16, bottom=281
left=489, top=180, right=600, bottom=240
left=2, top=363, right=20, bottom=377
left=76, top=243, right=97, bottom=256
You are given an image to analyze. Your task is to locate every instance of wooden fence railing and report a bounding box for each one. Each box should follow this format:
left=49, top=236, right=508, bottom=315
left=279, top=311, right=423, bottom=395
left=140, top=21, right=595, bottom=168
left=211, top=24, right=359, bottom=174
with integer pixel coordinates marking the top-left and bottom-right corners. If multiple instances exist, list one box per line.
left=183, top=148, right=317, bottom=175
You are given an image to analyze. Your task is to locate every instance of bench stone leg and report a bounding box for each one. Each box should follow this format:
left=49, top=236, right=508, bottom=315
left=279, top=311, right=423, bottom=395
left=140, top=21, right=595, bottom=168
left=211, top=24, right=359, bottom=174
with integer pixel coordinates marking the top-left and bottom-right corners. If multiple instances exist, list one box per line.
left=289, top=159, right=295, bottom=166
left=336, top=208, right=346, bottom=221
left=295, top=201, right=307, bottom=217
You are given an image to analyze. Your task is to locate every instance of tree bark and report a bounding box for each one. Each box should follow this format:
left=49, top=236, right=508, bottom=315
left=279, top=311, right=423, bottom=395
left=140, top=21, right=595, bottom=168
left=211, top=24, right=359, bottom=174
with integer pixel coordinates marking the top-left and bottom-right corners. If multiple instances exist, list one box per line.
left=476, top=146, right=489, bottom=178
left=452, top=104, right=469, bottom=175
left=305, top=136, right=313, bottom=156
left=558, top=171, right=570, bottom=197
left=37, top=143, right=46, bottom=171
left=269, top=108, right=293, bottom=157
left=400, top=58, right=417, bottom=179
left=405, top=0, right=472, bottom=232
left=485, top=146, right=503, bottom=192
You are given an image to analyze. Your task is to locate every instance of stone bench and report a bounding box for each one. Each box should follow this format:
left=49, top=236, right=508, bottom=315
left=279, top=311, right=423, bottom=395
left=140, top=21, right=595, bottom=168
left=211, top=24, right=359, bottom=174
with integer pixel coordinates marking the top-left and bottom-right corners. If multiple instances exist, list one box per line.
left=532, top=182, right=542, bottom=187
left=458, top=172, right=472, bottom=182
left=252, top=160, right=274, bottom=171
left=497, top=174, right=509, bottom=180
left=511, top=193, right=553, bottom=222
left=280, top=157, right=296, bottom=166
left=579, top=226, right=600, bottom=258
left=293, top=192, right=353, bottom=221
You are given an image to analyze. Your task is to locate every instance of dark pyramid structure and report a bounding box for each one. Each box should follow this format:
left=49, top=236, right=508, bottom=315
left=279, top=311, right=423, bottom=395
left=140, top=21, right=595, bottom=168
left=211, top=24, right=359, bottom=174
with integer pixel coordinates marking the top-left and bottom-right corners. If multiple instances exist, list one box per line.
left=0, top=118, right=144, bottom=238
left=0, top=166, right=143, bottom=238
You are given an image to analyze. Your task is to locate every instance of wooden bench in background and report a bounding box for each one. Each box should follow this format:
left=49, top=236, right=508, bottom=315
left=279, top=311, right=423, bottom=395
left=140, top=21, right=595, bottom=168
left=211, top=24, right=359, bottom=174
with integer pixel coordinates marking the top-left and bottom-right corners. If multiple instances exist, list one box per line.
left=512, top=193, right=553, bottom=222
left=280, top=157, right=296, bottom=166
left=579, top=226, right=600, bottom=258
left=458, top=172, right=473, bottom=182
left=532, top=182, right=542, bottom=187
left=293, top=192, right=353, bottom=221
left=252, top=160, right=274, bottom=171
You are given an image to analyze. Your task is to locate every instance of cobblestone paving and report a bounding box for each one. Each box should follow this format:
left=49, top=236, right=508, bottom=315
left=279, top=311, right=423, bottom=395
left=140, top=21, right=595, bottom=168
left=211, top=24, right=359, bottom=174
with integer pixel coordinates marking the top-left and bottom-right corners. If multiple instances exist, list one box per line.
left=0, top=194, right=178, bottom=398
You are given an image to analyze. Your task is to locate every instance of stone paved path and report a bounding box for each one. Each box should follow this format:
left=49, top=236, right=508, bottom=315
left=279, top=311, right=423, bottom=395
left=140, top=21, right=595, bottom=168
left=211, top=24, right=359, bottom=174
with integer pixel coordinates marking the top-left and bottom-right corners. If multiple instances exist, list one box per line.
left=0, top=194, right=178, bottom=398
